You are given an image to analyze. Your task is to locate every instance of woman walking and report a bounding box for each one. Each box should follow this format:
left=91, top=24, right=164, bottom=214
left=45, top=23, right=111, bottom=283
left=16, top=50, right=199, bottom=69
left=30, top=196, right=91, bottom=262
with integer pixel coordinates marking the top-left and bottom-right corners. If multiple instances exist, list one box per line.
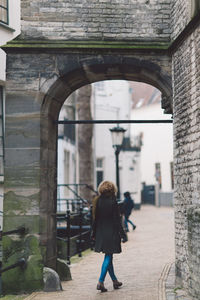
left=91, top=181, right=127, bottom=292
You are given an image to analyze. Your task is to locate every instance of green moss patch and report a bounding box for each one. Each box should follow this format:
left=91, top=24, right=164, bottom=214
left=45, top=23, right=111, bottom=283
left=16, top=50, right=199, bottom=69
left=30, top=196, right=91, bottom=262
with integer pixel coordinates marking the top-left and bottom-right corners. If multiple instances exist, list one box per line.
left=3, top=215, right=40, bottom=234
left=2, top=235, right=43, bottom=294
left=2, top=253, right=43, bottom=294
left=2, top=39, right=170, bottom=50
left=0, top=295, right=27, bottom=299
left=3, top=191, right=40, bottom=217
left=70, top=248, right=92, bottom=265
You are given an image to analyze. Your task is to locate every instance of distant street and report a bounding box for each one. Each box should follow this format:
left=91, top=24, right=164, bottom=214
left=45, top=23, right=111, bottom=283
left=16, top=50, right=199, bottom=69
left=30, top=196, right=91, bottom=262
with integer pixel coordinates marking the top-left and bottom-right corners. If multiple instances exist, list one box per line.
left=26, top=205, right=175, bottom=300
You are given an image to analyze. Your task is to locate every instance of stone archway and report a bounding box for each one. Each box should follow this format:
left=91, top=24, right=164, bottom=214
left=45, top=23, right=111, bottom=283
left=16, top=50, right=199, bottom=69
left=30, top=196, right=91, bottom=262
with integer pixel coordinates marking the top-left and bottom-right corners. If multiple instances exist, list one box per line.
left=3, top=48, right=172, bottom=293
left=40, top=52, right=172, bottom=270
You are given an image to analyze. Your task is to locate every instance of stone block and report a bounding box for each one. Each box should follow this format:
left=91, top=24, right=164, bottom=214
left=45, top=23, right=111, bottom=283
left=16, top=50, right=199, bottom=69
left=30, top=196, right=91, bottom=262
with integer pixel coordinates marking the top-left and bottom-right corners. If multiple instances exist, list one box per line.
left=5, top=93, right=41, bottom=115
left=4, top=163, right=40, bottom=189
left=56, top=258, right=72, bottom=281
left=5, top=116, right=40, bottom=148
left=43, top=267, right=62, bottom=292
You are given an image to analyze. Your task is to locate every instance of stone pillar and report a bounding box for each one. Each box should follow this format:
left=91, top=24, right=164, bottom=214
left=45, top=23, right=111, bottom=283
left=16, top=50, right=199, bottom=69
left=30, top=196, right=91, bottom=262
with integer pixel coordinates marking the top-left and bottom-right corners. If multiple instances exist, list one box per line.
left=2, top=91, right=44, bottom=293
left=155, top=183, right=160, bottom=207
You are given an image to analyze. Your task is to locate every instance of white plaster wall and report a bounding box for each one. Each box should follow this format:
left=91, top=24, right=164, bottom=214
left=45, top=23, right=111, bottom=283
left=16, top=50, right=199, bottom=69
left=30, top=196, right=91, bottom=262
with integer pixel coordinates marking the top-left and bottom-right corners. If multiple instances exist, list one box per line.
left=120, top=151, right=141, bottom=205
left=0, top=0, right=21, bottom=46
left=94, top=80, right=132, bottom=135
left=94, top=80, right=142, bottom=202
left=0, top=0, right=21, bottom=82
left=57, top=138, right=76, bottom=211
left=131, top=103, right=173, bottom=192
left=0, top=50, right=6, bottom=82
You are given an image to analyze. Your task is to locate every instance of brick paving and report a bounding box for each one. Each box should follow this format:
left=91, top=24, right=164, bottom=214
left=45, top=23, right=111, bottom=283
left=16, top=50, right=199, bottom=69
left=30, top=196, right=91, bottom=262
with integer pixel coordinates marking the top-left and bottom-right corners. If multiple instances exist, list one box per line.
left=25, top=205, right=175, bottom=300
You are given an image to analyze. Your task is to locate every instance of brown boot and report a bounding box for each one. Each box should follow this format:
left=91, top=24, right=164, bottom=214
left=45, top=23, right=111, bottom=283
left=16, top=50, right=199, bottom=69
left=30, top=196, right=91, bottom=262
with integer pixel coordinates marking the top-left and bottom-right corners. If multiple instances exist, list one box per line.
left=97, top=282, right=107, bottom=292
left=113, top=280, right=123, bottom=289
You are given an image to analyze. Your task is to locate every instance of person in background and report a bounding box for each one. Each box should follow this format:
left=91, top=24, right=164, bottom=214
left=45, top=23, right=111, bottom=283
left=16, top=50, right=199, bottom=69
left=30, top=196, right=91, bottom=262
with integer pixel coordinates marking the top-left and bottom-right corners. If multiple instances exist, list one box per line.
left=91, top=181, right=127, bottom=292
left=123, top=191, right=136, bottom=232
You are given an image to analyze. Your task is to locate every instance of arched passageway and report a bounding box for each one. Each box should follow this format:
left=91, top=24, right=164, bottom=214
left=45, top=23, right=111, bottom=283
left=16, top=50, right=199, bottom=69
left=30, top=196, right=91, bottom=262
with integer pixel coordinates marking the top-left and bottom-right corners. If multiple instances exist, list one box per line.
left=41, top=52, right=172, bottom=269
left=3, top=48, right=172, bottom=292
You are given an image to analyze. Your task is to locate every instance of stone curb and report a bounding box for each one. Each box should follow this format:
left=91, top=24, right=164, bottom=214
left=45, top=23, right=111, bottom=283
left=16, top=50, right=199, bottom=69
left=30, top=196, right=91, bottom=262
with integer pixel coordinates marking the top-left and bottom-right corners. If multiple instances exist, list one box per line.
left=24, top=292, right=40, bottom=300
left=158, top=261, right=173, bottom=300
left=164, top=262, right=176, bottom=300
left=159, top=262, right=193, bottom=300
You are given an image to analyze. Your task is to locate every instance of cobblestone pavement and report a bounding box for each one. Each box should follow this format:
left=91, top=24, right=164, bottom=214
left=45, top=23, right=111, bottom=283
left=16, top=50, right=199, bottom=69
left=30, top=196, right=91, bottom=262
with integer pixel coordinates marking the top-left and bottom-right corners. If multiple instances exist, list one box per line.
left=26, top=205, right=175, bottom=300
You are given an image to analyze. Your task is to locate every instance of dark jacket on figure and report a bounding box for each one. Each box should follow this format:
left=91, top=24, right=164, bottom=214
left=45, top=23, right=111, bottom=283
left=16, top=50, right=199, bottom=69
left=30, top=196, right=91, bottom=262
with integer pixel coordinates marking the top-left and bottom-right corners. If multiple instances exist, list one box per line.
left=123, top=195, right=134, bottom=217
left=92, top=194, right=126, bottom=254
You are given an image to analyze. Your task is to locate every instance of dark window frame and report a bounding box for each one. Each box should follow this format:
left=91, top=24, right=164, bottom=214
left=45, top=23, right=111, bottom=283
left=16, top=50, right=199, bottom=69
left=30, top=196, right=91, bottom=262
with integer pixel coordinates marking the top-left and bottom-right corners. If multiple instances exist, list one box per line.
left=0, top=86, right=5, bottom=177
left=170, top=161, right=174, bottom=190
left=0, top=0, right=9, bottom=25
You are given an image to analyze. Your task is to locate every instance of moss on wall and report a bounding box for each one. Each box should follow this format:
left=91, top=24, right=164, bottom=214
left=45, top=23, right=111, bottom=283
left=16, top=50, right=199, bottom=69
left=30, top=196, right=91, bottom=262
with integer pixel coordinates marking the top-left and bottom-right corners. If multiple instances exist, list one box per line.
left=3, top=191, right=39, bottom=216
left=2, top=40, right=170, bottom=50
left=2, top=235, right=44, bottom=294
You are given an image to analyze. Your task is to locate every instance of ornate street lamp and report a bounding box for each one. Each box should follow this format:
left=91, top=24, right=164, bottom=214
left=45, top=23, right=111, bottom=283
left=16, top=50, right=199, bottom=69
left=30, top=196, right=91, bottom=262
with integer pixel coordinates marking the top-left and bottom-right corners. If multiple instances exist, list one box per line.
left=109, top=125, right=126, bottom=200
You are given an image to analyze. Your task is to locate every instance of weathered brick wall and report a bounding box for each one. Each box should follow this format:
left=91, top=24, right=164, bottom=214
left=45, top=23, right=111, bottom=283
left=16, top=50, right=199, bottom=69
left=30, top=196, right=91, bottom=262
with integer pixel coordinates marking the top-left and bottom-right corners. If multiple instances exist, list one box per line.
left=171, top=0, right=200, bottom=40
left=20, top=0, right=171, bottom=41
left=187, top=207, right=200, bottom=298
left=171, top=0, right=190, bottom=40
left=173, top=23, right=200, bottom=298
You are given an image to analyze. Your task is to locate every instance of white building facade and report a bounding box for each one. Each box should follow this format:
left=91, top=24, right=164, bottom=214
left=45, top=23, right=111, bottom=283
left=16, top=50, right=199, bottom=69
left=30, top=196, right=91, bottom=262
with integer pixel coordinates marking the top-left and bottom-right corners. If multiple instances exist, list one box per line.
left=57, top=80, right=173, bottom=210
left=130, top=82, right=173, bottom=206
left=57, top=94, right=77, bottom=212
left=93, top=80, right=142, bottom=207
left=57, top=80, right=142, bottom=210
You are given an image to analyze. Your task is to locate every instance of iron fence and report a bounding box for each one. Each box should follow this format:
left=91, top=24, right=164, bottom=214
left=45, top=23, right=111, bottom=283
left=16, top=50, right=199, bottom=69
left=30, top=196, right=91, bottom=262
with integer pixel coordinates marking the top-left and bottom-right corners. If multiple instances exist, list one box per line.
left=56, top=206, right=93, bottom=265
left=57, top=183, right=97, bottom=213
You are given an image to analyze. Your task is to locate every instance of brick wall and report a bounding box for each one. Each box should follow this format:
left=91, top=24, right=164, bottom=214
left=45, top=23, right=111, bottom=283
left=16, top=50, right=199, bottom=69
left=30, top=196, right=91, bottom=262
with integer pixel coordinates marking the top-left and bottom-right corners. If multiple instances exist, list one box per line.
left=173, top=23, right=200, bottom=298
left=20, top=0, right=171, bottom=41
left=171, top=0, right=200, bottom=40
left=171, top=0, right=190, bottom=40
left=187, top=207, right=200, bottom=298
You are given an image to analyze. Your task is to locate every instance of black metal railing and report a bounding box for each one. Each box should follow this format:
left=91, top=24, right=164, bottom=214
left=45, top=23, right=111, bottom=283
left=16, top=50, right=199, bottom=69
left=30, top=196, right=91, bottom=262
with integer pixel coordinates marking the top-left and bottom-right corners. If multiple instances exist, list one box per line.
left=57, top=183, right=97, bottom=213
left=0, top=258, right=26, bottom=274
left=0, top=226, right=26, bottom=239
left=56, top=206, right=93, bottom=265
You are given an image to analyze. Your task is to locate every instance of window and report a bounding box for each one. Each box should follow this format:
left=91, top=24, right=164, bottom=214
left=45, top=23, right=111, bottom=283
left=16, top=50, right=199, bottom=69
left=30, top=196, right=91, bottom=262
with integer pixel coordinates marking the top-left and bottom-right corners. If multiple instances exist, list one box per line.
left=96, top=158, right=104, bottom=188
left=96, top=158, right=103, bottom=168
left=95, top=81, right=104, bottom=92
left=0, top=0, right=8, bottom=24
left=64, top=118, right=75, bottom=143
left=95, top=81, right=106, bottom=96
left=64, top=151, right=70, bottom=196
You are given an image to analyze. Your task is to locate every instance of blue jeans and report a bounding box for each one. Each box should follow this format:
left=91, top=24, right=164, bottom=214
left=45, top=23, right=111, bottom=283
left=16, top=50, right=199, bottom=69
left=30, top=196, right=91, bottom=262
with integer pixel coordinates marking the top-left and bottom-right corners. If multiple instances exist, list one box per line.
left=124, top=215, right=135, bottom=230
left=99, top=254, right=117, bottom=283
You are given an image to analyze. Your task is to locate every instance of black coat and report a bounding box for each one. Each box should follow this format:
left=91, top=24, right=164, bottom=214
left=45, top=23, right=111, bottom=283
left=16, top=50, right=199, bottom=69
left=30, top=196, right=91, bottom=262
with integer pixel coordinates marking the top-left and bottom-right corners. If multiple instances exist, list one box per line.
left=92, top=194, right=126, bottom=254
